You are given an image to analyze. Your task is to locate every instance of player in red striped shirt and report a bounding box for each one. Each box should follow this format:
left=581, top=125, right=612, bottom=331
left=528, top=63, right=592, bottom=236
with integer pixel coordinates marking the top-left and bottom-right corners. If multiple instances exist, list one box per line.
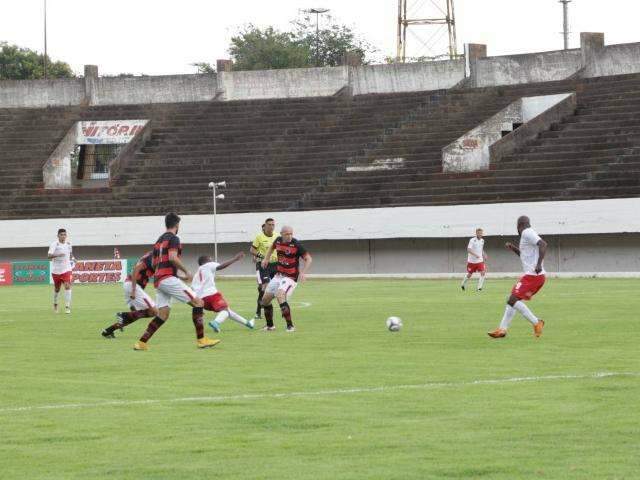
left=260, top=225, right=313, bottom=332
left=134, top=213, right=217, bottom=351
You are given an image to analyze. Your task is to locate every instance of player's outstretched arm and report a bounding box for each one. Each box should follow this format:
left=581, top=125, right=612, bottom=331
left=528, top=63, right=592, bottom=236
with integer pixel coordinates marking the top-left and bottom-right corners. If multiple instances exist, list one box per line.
left=535, top=239, right=547, bottom=273
left=261, top=244, right=276, bottom=269
left=218, top=252, right=246, bottom=271
left=505, top=242, right=520, bottom=256
left=298, top=253, right=313, bottom=283
left=129, top=262, right=144, bottom=298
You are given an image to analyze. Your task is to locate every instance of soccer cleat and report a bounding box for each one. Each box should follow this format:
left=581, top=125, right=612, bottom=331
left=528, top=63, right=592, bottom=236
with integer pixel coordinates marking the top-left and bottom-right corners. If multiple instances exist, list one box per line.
left=461, top=285, right=465, bottom=291
left=261, top=325, right=276, bottom=332
left=208, top=320, right=221, bottom=333
left=252, top=314, right=262, bottom=321
left=65, top=306, right=71, bottom=314
left=133, top=341, right=148, bottom=351
left=53, top=304, right=59, bottom=313
left=101, top=329, right=115, bottom=339
left=533, top=319, right=545, bottom=338
left=487, top=328, right=507, bottom=338
left=197, top=337, right=221, bottom=349
left=286, top=325, right=296, bottom=333
left=477, top=288, right=483, bottom=291
left=246, top=319, right=255, bottom=329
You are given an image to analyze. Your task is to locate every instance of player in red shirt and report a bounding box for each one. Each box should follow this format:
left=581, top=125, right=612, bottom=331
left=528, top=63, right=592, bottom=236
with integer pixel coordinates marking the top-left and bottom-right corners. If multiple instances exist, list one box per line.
left=101, top=252, right=158, bottom=338
left=260, top=225, right=313, bottom=332
left=134, top=213, right=216, bottom=351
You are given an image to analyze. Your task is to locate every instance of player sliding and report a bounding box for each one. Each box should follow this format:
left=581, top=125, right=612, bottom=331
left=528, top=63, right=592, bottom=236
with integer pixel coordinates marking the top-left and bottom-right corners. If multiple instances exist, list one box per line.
left=191, top=251, right=254, bottom=333
left=101, top=252, right=158, bottom=338
left=48, top=228, right=75, bottom=314
left=488, top=216, right=547, bottom=339
left=461, top=227, right=487, bottom=291
left=134, top=213, right=218, bottom=351
left=260, top=225, right=312, bottom=332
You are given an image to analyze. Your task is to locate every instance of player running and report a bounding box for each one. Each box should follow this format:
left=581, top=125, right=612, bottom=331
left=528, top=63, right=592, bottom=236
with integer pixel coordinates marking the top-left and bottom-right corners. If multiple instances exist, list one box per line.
left=101, top=251, right=158, bottom=338
left=260, top=225, right=312, bottom=332
left=461, top=228, right=487, bottom=291
left=191, top=251, right=254, bottom=333
left=249, top=218, right=278, bottom=322
left=47, top=228, right=75, bottom=314
left=488, top=216, right=547, bottom=339
left=134, top=213, right=218, bottom=351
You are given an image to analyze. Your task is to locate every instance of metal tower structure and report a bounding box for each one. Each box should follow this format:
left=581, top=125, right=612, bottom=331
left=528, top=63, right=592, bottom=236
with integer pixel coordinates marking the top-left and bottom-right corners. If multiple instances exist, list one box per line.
left=396, top=0, right=459, bottom=63
left=559, top=0, right=571, bottom=50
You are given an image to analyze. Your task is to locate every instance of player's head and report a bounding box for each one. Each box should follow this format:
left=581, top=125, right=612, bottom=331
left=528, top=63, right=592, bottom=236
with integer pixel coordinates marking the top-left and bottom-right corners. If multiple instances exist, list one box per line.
left=198, top=255, right=212, bottom=266
left=264, top=218, right=275, bottom=235
left=165, top=212, right=181, bottom=232
left=517, top=216, right=530, bottom=234
left=57, top=228, right=67, bottom=242
left=476, top=228, right=483, bottom=239
left=280, top=225, right=293, bottom=242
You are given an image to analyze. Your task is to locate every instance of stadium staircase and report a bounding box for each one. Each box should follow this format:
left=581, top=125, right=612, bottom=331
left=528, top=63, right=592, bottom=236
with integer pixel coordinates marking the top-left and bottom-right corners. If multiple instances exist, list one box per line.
left=1, top=72, right=640, bottom=219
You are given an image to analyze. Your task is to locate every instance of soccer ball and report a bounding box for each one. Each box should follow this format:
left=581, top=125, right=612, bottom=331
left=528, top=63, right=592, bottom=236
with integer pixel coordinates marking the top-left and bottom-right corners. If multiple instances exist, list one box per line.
left=386, top=316, right=403, bottom=332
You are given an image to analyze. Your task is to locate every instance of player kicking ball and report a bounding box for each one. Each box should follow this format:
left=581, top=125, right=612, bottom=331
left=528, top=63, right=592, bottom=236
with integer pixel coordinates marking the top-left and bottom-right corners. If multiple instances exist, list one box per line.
left=191, top=252, right=254, bottom=333
left=461, top=227, right=487, bottom=291
left=101, top=252, right=158, bottom=338
left=488, top=216, right=547, bottom=339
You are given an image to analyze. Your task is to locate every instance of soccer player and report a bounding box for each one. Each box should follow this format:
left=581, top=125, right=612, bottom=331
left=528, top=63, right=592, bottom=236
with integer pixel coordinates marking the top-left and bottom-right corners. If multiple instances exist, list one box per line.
left=47, top=228, right=75, bottom=314
left=134, top=213, right=218, bottom=351
left=461, top=228, right=487, bottom=291
left=191, top=251, right=254, bottom=333
left=101, top=251, right=158, bottom=338
left=488, top=216, right=547, bottom=339
left=260, top=225, right=312, bottom=332
left=249, top=218, right=278, bottom=321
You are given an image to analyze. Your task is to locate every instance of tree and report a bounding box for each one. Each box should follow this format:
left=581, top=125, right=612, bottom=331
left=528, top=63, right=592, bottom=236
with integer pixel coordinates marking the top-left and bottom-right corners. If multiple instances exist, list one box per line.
left=0, top=42, right=74, bottom=80
left=191, top=62, right=216, bottom=74
left=214, top=16, right=376, bottom=71
left=229, top=25, right=310, bottom=71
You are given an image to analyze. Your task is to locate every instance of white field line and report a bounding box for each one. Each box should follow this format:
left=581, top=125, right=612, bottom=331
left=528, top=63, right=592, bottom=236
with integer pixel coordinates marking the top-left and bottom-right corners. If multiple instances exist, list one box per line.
left=0, top=371, right=637, bottom=415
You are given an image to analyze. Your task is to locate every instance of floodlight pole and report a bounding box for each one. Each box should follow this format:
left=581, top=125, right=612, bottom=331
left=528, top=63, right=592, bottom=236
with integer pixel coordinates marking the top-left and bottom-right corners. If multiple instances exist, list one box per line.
left=44, top=0, right=48, bottom=79
left=208, top=181, right=226, bottom=261
left=560, top=0, right=571, bottom=50
left=304, top=8, right=330, bottom=67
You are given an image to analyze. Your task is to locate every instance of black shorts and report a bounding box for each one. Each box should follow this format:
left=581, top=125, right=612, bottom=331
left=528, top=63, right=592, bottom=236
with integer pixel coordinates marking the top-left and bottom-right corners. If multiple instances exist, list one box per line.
left=256, top=262, right=277, bottom=285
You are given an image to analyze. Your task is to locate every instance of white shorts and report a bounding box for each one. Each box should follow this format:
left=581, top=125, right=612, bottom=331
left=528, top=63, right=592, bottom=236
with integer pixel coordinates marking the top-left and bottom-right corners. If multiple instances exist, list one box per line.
left=124, top=281, right=156, bottom=311
left=156, top=276, right=197, bottom=308
left=265, top=273, right=297, bottom=300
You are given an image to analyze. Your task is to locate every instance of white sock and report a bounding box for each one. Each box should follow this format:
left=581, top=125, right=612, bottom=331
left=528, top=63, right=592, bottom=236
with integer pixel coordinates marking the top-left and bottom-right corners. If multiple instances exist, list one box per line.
left=228, top=309, right=249, bottom=326
left=214, top=310, right=229, bottom=324
left=64, top=290, right=72, bottom=307
left=477, top=276, right=485, bottom=290
left=499, top=305, right=516, bottom=330
left=53, top=291, right=59, bottom=305
left=513, top=301, right=539, bottom=325
left=461, top=276, right=469, bottom=287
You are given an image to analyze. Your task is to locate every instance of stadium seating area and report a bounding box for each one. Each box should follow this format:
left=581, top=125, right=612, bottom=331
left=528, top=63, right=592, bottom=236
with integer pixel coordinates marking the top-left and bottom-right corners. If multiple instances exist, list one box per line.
left=1, top=72, right=640, bottom=219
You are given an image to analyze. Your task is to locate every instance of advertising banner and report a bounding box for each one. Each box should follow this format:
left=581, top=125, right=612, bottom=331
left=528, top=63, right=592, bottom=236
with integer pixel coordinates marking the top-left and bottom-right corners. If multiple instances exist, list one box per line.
left=78, top=120, right=148, bottom=145
left=0, top=263, right=13, bottom=285
left=71, top=259, right=127, bottom=284
left=12, top=261, right=50, bottom=285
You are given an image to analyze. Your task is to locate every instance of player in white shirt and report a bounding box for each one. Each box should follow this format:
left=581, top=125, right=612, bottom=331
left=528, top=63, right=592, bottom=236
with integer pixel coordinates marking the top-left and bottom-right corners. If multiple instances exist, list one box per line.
left=191, top=251, right=254, bottom=333
left=47, top=228, right=76, bottom=314
left=488, top=216, right=547, bottom=339
left=461, top=228, right=487, bottom=291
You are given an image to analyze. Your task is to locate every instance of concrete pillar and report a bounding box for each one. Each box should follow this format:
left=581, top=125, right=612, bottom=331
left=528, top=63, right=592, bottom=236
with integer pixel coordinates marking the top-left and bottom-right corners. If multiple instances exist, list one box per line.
left=83, top=65, right=99, bottom=106
left=580, top=32, right=605, bottom=69
left=340, top=52, right=362, bottom=67
left=216, top=59, right=233, bottom=72
left=465, top=43, right=487, bottom=87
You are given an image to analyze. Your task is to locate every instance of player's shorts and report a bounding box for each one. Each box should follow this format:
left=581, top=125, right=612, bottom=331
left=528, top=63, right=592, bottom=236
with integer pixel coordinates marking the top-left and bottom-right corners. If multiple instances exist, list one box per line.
left=52, top=271, right=73, bottom=288
left=467, top=262, right=486, bottom=274
left=156, top=276, right=197, bottom=308
left=256, top=262, right=277, bottom=285
left=265, top=273, right=297, bottom=300
left=202, top=292, right=229, bottom=312
left=511, top=274, right=546, bottom=301
left=124, top=280, right=156, bottom=311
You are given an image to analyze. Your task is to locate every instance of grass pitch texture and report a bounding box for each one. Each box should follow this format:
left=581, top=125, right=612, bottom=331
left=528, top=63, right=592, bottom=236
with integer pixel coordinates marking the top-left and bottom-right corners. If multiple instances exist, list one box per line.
left=0, top=279, right=638, bottom=479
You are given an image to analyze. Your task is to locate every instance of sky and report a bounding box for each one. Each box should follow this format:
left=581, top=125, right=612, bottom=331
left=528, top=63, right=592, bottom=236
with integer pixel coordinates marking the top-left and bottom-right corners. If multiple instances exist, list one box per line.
left=1, top=0, right=639, bottom=76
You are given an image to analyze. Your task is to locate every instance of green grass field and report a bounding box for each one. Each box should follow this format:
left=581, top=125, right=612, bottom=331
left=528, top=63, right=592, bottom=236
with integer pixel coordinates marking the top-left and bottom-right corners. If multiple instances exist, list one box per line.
left=0, top=278, right=639, bottom=479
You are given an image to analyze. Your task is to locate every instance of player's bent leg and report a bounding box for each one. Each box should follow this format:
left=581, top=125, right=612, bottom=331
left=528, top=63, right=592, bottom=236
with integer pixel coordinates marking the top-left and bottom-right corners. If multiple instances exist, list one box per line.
left=276, top=290, right=294, bottom=332
left=228, top=309, right=253, bottom=329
